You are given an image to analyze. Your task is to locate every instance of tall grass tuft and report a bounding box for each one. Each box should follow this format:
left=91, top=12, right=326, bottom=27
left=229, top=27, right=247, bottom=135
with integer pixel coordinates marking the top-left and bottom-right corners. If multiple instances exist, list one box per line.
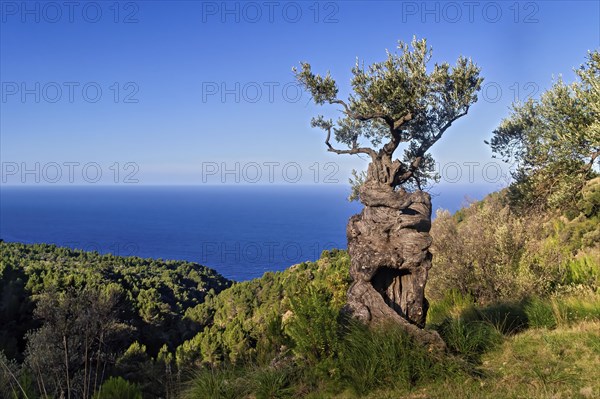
left=252, top=367, right=296, bottom=399
left=437, top=318, right=502, bottom=364
left=552, top=290, right=600, bottom=326
left=427, top=289, right=475, bottom=326
left=524, top=297, right=557, bottom=329
left=181, top=368, right=248, bottom=399
left=463, top=302, right=529, bottom=335
left=336, top=321, right=450, bottom=396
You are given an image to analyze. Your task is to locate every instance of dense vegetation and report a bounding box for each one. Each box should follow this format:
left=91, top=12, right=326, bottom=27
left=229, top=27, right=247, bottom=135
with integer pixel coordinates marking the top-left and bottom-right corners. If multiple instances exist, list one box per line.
left=0, top=243, right=231, bottom=398
left=430, top=178, right=599, bottom=304
left=1, top=50, right=598, bottom=398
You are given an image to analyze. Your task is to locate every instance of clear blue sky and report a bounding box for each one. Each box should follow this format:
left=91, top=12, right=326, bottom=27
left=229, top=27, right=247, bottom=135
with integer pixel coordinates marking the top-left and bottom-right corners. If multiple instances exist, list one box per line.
left=1, top=0, right=598, bottom=189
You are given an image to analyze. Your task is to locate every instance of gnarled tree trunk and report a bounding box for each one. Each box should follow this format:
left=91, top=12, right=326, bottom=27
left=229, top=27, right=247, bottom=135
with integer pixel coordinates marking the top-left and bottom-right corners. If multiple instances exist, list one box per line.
left=344, top=171, right=445, bottom=351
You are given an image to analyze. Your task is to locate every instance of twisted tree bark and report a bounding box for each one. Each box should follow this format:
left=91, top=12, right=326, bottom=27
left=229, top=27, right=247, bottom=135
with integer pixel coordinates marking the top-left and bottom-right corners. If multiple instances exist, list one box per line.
left=344, top=180, right=446, bottom=351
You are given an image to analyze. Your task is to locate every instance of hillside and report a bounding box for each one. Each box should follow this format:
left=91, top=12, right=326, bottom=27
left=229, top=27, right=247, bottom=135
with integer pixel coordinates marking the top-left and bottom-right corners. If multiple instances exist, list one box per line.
left=169, top=183, right=599, bottom=399
left=0, top=242, right=231, bottom=360
left=1, top=180, right=599, bottom=398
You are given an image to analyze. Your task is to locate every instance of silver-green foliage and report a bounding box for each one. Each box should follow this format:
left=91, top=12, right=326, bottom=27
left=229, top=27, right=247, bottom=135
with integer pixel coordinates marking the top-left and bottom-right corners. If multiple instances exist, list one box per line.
left=489, top=51, right=600, bottom=211
left=294, top=37, right=482, bottom=192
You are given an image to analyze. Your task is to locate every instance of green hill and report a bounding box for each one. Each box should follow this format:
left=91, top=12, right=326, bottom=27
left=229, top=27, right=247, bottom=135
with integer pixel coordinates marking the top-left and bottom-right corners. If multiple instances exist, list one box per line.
left=0, top=242, right=231, bottom=360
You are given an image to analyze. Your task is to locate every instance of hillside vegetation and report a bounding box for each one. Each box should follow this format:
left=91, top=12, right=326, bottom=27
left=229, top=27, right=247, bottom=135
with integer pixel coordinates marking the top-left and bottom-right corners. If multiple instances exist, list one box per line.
left=170, top=180, right=599, bottom=399
left=2, top=184, right=598, bottom=397
left=0, top=242, right=231, bottom=397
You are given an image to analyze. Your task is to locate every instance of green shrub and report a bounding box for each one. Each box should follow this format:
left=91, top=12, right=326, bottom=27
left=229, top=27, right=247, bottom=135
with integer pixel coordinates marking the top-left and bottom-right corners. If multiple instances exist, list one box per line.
left=255, top=315, right=289, bottom=367
left=524, top=298, right=557, bottom=329
left=577, top=177, right=600, bottom=217
left=93, top=377, right=142, bottom=399
left=285, top=287, right=341, bottom=365
left=561, top=256, right=599, bottom=287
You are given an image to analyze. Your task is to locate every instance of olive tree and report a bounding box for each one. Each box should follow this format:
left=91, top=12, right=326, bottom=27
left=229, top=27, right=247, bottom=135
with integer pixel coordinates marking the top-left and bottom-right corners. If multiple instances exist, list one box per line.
left=294, top=37, right=482, bottom=348
left=489, top=50, right=600, bottom=212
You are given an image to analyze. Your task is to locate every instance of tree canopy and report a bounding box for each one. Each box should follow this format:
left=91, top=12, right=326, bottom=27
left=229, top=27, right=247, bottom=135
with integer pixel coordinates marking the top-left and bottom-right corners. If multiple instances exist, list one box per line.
left=489, top=50, right=600, bottom=211
left=294, top=37, right=483, bottom=191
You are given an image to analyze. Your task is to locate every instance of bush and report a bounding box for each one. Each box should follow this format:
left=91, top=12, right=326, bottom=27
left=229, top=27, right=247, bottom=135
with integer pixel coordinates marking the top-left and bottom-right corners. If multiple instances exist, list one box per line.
left=93, top=377, right=142, bottom=399
left=429, top=195, right=528, bottom=304
left=285, top=287, right=341, bottom=365
left=561, top=256, right=599, bottom=287
left=524, top=298, right=557, bottom=329
left=430, top=178, right=599, bottom=305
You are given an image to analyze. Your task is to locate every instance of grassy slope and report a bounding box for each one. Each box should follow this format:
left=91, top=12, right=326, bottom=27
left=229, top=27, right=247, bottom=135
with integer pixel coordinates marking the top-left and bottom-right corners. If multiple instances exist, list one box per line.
left=175, top=184, right=599, bottom=398
left=176, top=248, right=599, bottom=398
left=354, top=321, right=600, bottom=399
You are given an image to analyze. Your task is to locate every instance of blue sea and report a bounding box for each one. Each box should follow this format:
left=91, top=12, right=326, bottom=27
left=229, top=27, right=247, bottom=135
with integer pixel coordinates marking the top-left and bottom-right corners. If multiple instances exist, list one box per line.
left=0, top=185, right=492, bottom=281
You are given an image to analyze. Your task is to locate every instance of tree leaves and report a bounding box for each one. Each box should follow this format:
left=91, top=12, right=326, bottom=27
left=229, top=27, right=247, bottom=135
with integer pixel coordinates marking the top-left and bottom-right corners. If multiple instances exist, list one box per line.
left=294, top=37, right=483, bottom=189
left=489, top=50, right=600, bottom=212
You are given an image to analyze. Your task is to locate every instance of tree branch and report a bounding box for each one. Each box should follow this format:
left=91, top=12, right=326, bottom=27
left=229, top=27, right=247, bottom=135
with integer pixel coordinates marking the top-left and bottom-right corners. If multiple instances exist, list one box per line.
left=395, top=156, right=423, bottom=185
left=330, top=99, right=395, bottom=127
left=323, top=123, right=378, bottom=159
left=329, top=98, right=415, bottom=161
left=381, top=112, right=413, bottom=157
left=395, top=108, right=469, bottom=184
left=393, top=112, right=413, bottom=130
left=435, top=108, right=469, bottom=141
